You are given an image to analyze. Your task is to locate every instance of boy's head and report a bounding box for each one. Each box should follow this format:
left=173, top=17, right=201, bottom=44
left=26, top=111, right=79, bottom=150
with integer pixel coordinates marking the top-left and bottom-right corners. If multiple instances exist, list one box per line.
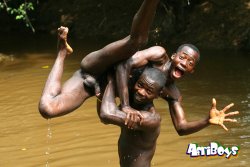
left=133, top=67, right=166, bottom=104
left=170, top=44, right=200, bottom=80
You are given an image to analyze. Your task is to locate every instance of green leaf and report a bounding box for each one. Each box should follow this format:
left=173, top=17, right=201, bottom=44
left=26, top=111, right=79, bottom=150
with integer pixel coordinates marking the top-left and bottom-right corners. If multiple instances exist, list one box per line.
left=16, top=15, right=23, bottom=20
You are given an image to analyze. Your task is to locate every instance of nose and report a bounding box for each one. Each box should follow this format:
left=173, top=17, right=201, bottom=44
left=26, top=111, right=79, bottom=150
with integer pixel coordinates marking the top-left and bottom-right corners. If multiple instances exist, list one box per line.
left=180, top=59, right=188, bottom=68
left=138, top=88, right=146, bottom=97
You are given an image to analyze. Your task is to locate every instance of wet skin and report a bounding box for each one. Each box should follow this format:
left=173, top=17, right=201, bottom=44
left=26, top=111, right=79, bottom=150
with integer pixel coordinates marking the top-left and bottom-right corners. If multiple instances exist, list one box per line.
left=169, top=46, right=199, bottom=80
left=38, top=0, right=161, bottom=118
left=133, top=74, right=161, bottom=105
left=38, top=0, right=239, bottom=165
left=100, top=73, right=162, bottom=167
left=116, top=44, right=239, bottom=134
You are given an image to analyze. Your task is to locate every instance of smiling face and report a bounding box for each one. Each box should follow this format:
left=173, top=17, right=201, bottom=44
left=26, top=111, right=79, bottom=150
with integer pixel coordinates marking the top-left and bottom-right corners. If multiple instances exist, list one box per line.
left=170, top=45, right=200, bottom=80
left=133, top=74, right=161, bottom=105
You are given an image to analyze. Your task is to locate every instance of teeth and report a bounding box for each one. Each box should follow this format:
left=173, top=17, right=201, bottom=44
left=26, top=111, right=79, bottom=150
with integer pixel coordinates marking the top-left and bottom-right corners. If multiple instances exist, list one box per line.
left=177, top=66, right=185, bottom=72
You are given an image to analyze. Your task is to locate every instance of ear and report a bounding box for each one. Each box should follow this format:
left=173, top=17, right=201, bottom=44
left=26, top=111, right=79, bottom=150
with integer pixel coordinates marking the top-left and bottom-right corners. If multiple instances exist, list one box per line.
left=171, top=53, right=176, bottom=60
left=190, top=69, right=195, bottom=74
left=159, top=90, right=164, bottom=97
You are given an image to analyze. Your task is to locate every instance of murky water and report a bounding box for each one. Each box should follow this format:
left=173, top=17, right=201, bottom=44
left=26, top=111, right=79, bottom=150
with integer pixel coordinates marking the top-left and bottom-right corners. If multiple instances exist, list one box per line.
left=0, top=37, right=249, bottom=167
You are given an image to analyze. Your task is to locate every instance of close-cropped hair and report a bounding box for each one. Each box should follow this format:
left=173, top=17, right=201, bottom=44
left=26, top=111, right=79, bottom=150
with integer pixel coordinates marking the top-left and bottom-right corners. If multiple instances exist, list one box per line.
left=142, top=67, right=166, bottom=89
left=177, top=44, right=200, bottom=62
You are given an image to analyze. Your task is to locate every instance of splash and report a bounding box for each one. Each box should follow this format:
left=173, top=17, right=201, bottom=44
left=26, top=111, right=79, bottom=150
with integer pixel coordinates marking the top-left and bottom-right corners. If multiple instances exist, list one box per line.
left=45, top=119, right=52, bottom=167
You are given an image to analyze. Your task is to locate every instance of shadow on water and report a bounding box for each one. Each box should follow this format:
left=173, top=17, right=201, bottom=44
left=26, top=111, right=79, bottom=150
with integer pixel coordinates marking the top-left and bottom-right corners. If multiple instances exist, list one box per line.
left=0, top=35, right=249, bottom=166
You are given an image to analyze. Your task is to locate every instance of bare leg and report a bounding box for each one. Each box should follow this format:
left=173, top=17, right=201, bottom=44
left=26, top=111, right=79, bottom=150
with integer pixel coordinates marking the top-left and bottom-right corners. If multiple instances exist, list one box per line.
left=39, top=27, right=92, bottom=119
left=81, top=0, right=160, bottom=76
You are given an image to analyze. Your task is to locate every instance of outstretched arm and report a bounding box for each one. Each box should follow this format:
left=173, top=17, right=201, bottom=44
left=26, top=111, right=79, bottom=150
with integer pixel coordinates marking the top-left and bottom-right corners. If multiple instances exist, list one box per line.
left=167, top=97, right=239, bottom=136
left=168, top=100, right=209, bottom=136
left=100, top=75, right=161, bottom=131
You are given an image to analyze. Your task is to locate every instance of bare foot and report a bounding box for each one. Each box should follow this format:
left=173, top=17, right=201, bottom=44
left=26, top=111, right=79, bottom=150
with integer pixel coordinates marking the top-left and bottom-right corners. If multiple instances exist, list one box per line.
left=57, top=26, right=73, bottom=55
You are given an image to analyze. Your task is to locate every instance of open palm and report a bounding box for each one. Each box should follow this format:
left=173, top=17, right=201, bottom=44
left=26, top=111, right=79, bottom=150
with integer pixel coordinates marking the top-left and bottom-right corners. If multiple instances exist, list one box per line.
left=209, top=98, right=239, bottom=131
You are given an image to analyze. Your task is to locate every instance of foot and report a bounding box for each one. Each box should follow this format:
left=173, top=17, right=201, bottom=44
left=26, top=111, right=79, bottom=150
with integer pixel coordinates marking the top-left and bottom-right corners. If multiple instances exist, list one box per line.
left=57, top=26, right=73, bottom=55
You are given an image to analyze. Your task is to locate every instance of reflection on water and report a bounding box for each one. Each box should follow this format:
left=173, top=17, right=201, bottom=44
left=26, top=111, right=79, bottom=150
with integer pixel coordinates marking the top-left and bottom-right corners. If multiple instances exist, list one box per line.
left=0, top=40, right=249, bottom=167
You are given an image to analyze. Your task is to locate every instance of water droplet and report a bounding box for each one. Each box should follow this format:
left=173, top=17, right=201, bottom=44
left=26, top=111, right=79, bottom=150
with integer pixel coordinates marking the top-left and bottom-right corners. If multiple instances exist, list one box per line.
left=45, top=119, right=52, bottom=167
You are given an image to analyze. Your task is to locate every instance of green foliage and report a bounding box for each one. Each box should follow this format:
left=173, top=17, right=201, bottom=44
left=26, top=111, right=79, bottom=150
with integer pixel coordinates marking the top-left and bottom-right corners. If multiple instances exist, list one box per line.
left=0, top=0, right=35, bottom=32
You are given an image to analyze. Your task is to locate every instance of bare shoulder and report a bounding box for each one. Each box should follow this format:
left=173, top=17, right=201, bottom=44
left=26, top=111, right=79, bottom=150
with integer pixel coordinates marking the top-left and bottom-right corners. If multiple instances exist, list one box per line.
left=144, top=106, right=161, bottom=121
left=161, top=83, right=182, bottom=102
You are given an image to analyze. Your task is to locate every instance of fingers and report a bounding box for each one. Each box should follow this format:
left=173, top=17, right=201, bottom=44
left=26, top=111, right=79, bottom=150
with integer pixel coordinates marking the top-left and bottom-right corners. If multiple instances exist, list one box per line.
left=219, top=123, right=228, bottom=131
left=127, top=114, right=134, bottom=129
left=128, top=114, right=140, bottom=129
left=125, top=112, right=130, bottom=125
left=136, top=111, right=144, bottom=125
left=125, top=112, right=135, bottom=129
left=222, top=103, right=234, bottom=113
left=225, top=111, right=239, bottom=117
left=223, top=118, right=237, bottom=123
left=212, top=98, right=216, bottom=109
left=125, top=112, right=143, bottom=129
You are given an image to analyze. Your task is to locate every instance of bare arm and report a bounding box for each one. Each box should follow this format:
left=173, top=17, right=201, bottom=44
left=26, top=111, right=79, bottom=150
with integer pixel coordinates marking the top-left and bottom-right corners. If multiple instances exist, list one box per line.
left=116, top=46, right=168, bottom=111
left=168, top=100, right=210, bottom=136
left=100, top=75, right=161, bottom=131
left=164, top=88, right=239, bottom=135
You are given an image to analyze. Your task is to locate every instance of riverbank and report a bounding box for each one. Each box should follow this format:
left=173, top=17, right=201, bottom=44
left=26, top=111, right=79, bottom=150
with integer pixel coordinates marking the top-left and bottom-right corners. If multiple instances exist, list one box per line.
left=0, top=0, right=249, bottom=51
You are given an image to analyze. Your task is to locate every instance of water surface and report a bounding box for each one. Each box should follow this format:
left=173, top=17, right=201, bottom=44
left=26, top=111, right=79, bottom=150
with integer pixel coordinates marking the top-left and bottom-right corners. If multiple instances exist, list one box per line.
left=0, top=38, right=249, bottom=166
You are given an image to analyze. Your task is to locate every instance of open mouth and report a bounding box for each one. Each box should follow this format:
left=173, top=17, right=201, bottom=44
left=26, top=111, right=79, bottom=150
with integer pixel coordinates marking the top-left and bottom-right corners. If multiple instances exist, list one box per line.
left=172, top=66, right=185, bottom=79
left=134, top=93, right=145, bottom=103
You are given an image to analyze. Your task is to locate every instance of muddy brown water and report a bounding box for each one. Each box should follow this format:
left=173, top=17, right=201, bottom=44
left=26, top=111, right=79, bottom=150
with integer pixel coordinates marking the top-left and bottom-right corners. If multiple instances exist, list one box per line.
left=0, top=37, right=249, bottom=166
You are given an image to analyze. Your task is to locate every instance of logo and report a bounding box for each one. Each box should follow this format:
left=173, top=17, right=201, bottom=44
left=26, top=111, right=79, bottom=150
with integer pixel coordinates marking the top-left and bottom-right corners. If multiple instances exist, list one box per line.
left=186, top=142, right=239, bottom=159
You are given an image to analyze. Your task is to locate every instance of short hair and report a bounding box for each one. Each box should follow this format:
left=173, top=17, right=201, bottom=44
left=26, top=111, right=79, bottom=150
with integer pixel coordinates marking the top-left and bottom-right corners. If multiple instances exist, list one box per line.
left=141, top=67, right=166, bottom=90
left=176, top=44, right=200, bottom=62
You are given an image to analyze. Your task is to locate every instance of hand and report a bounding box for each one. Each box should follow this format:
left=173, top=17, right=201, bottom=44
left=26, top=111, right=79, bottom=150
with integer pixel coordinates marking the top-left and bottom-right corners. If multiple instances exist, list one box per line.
left=122, top=106, right=144, bottom=129
left=209, top=98, right=239, bottom=131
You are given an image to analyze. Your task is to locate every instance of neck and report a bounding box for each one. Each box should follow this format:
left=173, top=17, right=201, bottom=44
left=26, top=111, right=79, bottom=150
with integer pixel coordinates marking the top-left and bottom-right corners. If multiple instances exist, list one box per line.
left=163, top=61, right=175, bottom=84
left=130, top=99, right=152, bottom=111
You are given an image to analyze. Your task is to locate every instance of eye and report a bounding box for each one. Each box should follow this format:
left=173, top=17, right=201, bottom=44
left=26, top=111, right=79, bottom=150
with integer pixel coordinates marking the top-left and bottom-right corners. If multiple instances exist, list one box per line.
left=189, top=61, right=194, bottom=66
left=146, top=89, right=153, bottom=95
left=137, top=82, right=142, bottom=88
left=179, top=55, right=184, bottom=60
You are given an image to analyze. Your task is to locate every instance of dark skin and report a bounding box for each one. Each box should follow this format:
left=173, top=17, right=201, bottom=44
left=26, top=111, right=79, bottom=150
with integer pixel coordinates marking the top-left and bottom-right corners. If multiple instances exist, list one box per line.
left=116, top=45, right=239, bottom=134
left=38, top=0, right=160, bottom=118
left=100, top=73, right=162, bottom=167
left=38, top=0, right=238, bottom=135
